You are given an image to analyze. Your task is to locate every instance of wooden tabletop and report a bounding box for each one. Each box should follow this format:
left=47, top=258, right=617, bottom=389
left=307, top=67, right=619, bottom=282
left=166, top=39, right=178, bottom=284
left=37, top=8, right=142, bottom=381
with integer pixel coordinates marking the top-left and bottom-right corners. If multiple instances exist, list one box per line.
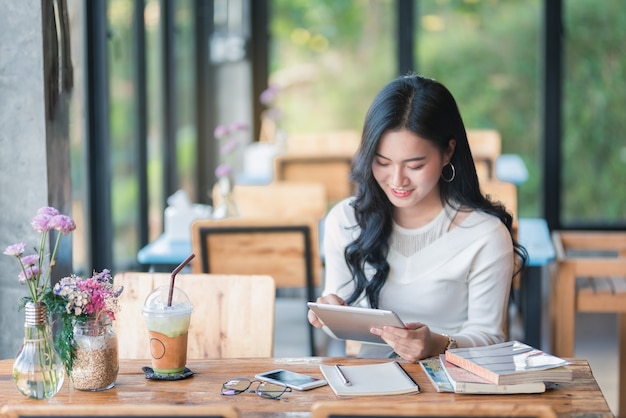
left=0, top=357, right=611, bottom=417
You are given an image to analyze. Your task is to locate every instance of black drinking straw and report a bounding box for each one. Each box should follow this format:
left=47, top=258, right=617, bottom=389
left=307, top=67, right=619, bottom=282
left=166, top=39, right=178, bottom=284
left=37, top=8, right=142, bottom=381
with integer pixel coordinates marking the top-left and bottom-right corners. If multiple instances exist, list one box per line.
left=168, top=253, right=196, bottom=307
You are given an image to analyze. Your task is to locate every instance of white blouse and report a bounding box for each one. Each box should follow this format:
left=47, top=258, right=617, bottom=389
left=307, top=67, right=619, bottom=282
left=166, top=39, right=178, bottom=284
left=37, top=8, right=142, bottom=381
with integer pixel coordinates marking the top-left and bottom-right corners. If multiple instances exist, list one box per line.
left=322, top=198, right=514, bottom=357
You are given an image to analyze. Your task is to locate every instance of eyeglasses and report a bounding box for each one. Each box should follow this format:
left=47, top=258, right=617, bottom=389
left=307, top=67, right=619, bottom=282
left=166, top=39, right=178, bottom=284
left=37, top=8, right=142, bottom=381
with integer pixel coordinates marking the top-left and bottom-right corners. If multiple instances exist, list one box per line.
left=221, top=378, right=292, bottom=400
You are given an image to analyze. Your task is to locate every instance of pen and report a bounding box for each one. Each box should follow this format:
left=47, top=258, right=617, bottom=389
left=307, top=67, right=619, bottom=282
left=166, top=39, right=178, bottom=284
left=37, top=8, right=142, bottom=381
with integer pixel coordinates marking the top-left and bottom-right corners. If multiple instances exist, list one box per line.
left=335, top=364, right=351, bottom=386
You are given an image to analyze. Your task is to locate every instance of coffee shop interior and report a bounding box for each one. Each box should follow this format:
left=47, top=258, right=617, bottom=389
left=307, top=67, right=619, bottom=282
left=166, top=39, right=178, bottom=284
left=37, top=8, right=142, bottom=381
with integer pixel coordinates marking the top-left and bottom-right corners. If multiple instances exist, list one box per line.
left=1, top=0, right=625, bottom=416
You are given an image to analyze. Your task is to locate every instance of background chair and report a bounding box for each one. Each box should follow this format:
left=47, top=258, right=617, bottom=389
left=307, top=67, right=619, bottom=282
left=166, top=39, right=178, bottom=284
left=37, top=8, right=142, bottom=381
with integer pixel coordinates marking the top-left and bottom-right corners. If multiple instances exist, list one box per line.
left=212, top=181, right=327, bottom=219
left=113, top=273, right=275, bottom=359
left=467, top=129, right=502, bottom=182
left=550, top=231, right=626, bottom=415
left=191, top=216, right=320, bottom=355
left=273, top=130, right=360, bottom=204
left=311, top=401, right=556, bottom=418
left=0, top=404, right=240, bottom=418
left=480, top=179, right=518, bottom=238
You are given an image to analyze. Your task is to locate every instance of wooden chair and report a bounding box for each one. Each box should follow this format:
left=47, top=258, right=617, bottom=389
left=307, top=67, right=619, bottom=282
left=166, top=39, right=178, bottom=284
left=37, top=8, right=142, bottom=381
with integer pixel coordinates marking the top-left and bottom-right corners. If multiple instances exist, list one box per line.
left=0, top=404, right=240, bottom=418
left=480, top=179, right=518, bottom=238
left=191, top=216, right=320, bottom=355
left=468, top=129, right=502, bottom=182
left=274, top=130, right=360, bottom=203
left=113, top=273, right=275, bottom=359
left=212, top=181, right=327, bottom=219
left=550, top=231, right=626, bottom=415
left=311, top=401, right=557, bottom=418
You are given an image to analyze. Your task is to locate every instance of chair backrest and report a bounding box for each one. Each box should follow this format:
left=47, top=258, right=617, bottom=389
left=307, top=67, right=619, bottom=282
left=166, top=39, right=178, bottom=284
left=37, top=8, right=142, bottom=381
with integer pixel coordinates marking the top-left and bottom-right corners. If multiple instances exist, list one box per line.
left=274, top=130, right=360, bottom=203
left=113, top=273, right=275, bottom=359
left=0, top=404, right=240, bottom=418
left=468, top=129, right=502, bottom=181
left=191, top=216, right=322, bottom=289
left=212, top=181, right=327, bottom=220
left=311, top=401, right=557, bottom=418
left=480, top=179, right=518, bottom=236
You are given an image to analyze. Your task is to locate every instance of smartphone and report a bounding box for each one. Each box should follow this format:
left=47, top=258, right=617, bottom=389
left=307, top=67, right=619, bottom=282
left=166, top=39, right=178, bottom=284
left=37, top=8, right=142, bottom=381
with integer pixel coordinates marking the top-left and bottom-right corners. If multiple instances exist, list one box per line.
left=255, top=369, right=327, bottom=391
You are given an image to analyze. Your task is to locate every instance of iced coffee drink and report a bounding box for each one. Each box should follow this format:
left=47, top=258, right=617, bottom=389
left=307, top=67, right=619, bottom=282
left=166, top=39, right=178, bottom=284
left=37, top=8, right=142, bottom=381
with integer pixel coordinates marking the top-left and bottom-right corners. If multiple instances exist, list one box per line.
left=142, top=286, right=193, bottom=376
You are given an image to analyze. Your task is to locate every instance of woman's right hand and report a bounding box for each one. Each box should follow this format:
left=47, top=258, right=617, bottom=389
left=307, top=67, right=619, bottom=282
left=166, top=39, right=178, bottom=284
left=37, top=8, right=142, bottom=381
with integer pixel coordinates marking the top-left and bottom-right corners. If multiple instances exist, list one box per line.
left=307, top=294, right=347, bottom=328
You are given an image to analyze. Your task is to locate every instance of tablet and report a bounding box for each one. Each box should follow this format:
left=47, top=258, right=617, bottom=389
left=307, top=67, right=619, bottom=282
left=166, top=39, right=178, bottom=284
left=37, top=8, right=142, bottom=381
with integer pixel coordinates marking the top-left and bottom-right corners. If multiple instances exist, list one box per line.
left=307, top=302, right=406, bottom=345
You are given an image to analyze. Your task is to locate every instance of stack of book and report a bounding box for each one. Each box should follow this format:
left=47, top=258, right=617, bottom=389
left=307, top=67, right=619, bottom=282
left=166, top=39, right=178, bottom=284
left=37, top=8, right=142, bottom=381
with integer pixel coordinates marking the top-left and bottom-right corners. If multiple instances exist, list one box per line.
left=420, top=340, right=573, bottom=394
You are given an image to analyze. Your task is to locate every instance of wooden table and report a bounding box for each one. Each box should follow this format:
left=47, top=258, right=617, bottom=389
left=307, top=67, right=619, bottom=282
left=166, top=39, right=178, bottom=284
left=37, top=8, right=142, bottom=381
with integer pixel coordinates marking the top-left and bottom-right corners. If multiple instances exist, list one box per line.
left=0, top=357, right=611, bottom=417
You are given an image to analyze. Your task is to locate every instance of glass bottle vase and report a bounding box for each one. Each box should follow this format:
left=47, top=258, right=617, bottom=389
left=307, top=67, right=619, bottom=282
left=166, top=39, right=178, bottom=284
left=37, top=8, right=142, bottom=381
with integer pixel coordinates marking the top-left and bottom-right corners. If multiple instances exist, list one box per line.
left=70, top=316, right=119, bottom=391
left=13, top=301, right=65, bottom=399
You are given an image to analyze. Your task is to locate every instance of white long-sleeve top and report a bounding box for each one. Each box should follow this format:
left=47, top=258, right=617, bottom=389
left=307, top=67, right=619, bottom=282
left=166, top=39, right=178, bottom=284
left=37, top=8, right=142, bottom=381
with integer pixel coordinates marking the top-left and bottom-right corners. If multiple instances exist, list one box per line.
left=322, top=198, right=514, bottom=357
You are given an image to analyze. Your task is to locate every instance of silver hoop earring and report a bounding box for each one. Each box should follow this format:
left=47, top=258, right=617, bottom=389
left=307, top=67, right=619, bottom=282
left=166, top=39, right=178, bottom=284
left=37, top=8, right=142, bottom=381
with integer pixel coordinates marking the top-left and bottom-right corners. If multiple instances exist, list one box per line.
left=441, top=163, right=456, bottom=183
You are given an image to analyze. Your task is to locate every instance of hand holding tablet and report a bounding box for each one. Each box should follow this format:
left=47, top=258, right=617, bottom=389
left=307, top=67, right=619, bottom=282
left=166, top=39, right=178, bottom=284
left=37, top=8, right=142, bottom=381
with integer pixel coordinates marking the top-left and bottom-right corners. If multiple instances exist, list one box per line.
left=307, top=302, right=406, bottom=345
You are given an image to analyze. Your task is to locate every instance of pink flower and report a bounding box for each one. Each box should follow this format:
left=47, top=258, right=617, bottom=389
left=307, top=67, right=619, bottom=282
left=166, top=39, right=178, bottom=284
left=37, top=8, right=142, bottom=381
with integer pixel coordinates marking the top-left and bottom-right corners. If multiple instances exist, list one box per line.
left=220, top=137, right=239, bottom=155
left=31, top=213, right=53, bottom=233
left=215, top=163, right=233, bottom=178
left=21, top=254, right=39, bottom=266
left=4, top=206, right=75, bottom=303
left=49, top=214, right=76, bottom=234
left=214, top=125, right=231, bottom=139
left=3, top=242, right=25, bottom=257
left=18, top=266, right=40, bottom=283
left=260, top=85, right=281, bottom=105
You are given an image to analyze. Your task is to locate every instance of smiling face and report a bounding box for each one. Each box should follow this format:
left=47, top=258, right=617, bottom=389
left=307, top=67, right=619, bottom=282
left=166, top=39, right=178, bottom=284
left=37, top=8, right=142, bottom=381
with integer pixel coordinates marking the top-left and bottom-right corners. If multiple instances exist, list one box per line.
left=372, top=129, right=455, bottom=225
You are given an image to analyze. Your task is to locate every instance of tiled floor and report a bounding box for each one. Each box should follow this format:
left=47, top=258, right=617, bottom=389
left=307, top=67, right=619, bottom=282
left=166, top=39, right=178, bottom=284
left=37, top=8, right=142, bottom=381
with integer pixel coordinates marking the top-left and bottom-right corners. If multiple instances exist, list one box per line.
left=273, top=296, right=619, bottom=416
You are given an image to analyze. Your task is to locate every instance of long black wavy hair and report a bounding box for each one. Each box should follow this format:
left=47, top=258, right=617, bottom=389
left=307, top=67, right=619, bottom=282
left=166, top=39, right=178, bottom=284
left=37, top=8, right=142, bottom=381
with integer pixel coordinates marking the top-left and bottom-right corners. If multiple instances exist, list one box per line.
left=344, top=74, right=527, bottom=308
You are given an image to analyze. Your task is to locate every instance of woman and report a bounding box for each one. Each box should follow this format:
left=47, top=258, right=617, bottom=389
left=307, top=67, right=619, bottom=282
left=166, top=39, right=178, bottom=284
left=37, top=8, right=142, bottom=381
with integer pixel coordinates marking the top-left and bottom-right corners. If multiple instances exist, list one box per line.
left=308, top=74, right=526, bottom=362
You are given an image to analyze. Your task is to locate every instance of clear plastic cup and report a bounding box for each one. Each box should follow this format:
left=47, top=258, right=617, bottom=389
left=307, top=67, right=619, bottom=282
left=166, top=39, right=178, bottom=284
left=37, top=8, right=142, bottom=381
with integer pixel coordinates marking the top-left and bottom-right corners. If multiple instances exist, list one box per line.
left=142, top=286, right=193, bottom=376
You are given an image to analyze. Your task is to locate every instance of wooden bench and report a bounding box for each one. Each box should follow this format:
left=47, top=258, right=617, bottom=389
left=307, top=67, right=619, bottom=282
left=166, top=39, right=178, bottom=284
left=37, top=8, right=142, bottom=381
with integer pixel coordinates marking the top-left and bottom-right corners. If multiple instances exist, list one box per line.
left=550, top=231, right=626, bottom=416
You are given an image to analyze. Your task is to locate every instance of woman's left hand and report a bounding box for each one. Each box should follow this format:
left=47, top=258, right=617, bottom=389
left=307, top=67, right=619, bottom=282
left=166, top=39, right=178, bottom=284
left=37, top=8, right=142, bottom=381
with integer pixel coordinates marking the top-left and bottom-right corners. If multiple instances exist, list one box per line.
left=370, top=322, right=445, bottom=362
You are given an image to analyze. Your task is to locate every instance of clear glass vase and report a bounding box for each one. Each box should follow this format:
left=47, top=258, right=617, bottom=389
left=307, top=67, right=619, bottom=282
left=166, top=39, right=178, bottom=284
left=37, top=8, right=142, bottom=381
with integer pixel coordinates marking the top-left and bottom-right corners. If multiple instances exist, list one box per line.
left=212, top=176, right=239, bottom=219
left=13, top=301, right=65, bottom=399
left=70, top=316, right=119, bottom=391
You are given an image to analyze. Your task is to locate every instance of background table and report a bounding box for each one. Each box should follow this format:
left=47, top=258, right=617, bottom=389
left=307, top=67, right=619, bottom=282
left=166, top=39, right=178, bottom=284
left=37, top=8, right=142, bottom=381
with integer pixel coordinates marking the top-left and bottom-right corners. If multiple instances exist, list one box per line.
left=0, top=357, right=611, bottom=418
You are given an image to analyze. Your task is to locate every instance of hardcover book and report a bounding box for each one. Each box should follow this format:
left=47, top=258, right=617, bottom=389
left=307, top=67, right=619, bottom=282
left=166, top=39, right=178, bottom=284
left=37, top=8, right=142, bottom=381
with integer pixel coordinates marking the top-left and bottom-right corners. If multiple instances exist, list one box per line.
left=438, top=355, right=546, bottom=394
left=319, top=361, right=419, bottom=397
left=444, top=340, right=572, bottom=385
left=420, top=356, right=546, bottom=394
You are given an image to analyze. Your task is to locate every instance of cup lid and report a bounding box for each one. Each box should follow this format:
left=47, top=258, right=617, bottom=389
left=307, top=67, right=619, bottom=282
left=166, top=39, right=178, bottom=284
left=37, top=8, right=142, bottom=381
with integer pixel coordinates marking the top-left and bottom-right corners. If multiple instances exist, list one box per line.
left=142, top=285, right=193, bottom=314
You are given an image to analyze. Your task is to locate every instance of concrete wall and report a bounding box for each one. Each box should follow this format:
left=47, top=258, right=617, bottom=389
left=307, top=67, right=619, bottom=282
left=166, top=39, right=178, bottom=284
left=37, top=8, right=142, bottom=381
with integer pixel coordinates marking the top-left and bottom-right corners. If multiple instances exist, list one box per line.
left=0, top=0, right=50, bottom=359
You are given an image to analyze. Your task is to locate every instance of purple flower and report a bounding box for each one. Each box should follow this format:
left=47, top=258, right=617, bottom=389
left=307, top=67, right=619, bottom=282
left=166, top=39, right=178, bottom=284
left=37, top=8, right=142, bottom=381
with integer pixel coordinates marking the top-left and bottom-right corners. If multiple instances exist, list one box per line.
left=215, top=163, right=233, bottom=178
left=4, top=242, right=25, bottom=257
left=214, top=125, right=231, bottom=139
left=37, top=207, right=60, bottom=217
left=220, top=137, right=239, bottom=155
left=229, top=122, right=249, bottom=132
left=31, top=213, right=53, bottom=233
left=49, top=214, right=77, bottom=234
left=18, top=266, right=40, bottom=283
left=92, top=269, right=112, bottom=283
left=7, top=206, right=76, bottom=303
left=260, top=85, right=280, bottom=105
left=21, top=254, right=39, bottom=266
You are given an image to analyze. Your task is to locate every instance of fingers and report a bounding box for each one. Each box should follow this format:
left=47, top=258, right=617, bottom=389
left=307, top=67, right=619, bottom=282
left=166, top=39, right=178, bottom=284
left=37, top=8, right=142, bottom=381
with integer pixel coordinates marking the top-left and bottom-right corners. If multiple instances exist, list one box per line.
left=316, top=294, right=347, bottom=306
left=307, top=294, right=347, bottom=328
left=370, top=323, right=428, bottom=363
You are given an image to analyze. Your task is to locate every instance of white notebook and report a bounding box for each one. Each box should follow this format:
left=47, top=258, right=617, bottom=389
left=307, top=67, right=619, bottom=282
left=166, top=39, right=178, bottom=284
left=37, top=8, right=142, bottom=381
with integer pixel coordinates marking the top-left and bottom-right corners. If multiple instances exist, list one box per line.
left=319, top=361, right=419, bottom=397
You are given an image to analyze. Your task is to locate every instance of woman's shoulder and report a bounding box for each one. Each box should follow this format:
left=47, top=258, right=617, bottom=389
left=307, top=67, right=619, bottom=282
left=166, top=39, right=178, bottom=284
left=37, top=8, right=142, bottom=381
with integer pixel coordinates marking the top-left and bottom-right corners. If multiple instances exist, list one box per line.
left=456, top=208, right=512, bottom=247
left=326, top=197, right=357, bottom=222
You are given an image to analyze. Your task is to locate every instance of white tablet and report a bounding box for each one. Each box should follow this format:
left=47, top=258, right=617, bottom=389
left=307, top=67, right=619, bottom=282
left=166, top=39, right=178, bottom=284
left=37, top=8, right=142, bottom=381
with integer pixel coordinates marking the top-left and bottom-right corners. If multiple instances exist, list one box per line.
left=307, top=302, right=406, bottom=345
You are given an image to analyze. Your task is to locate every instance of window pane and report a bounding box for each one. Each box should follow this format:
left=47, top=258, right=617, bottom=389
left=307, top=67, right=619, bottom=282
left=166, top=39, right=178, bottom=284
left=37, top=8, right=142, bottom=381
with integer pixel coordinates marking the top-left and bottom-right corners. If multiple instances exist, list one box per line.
left=269, top=0, right=396, bottom=135
left=417, top=1, right=541, bottom=217
left=108, top=0, right=139, bottom=269
left=562, top=0, right=626, bottom=226
left=175, top=0, right=197, bottom=199
left=145, top=0, right=164, bottom=241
